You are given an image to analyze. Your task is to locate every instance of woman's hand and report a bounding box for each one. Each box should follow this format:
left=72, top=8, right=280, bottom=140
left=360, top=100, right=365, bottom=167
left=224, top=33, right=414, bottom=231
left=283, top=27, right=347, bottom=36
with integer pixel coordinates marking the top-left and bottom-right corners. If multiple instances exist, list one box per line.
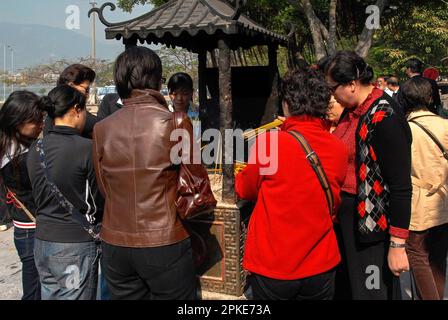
left=387, top=237, right=410, bottom=277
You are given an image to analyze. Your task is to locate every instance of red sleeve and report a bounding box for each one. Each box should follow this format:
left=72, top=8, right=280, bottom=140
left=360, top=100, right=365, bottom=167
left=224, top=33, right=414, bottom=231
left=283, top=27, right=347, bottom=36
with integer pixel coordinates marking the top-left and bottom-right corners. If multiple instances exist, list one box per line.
left=234, top=137, right=266, bottom=202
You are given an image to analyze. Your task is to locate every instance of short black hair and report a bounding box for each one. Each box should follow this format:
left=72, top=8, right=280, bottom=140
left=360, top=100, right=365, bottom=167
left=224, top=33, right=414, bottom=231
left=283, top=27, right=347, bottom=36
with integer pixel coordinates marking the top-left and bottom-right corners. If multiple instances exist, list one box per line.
left=397, top=77, right=432, bottom=114
left=57, top=64, right=96, bottom=86
left=167, top=72, right=193, bottom=93
left=325, top=51, right=374, bottom=85
left=386, top=76, right=399, bottom=86
left=316, top=55, right=333, bottom=72
left=114, top=46, right=162, bottom=99
left=40, top=85, right=86, bottom=119
left=280, top=68, right=331, bottom=118
left=405, top=58, right=423, bottom=74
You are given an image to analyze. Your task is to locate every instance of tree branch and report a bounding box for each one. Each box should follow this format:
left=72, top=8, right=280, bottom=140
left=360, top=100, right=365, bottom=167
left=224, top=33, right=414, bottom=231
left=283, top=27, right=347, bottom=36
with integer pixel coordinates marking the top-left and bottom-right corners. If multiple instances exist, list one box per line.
left=355, top=0, right=389, bottom=58
left=328, top=0, right=338, bottom=54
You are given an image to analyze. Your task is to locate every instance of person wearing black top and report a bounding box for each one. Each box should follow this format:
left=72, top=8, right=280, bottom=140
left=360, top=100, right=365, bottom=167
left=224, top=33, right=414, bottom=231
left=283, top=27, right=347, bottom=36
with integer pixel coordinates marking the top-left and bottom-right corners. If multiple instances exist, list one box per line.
left=0, top=91, right=45, bottom=300
left=405, top=58, right=442, bottom=115
left=97, top=93, right=122, bottom=120
left=27, top=85, right=104, bottom=300
left=43, top=64, right=99, bottom=138
left=326, top=51, right=412, bottom=300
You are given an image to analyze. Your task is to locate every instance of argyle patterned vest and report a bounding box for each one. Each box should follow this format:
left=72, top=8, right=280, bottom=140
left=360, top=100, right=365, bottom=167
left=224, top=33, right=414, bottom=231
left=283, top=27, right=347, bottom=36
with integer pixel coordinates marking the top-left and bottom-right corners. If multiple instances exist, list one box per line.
left=356, top=100, right=394, bottom=242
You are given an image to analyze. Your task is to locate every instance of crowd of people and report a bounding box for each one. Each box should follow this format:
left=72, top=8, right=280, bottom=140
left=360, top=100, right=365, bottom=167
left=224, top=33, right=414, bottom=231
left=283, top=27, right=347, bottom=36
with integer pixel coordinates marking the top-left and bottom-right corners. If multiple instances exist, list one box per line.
left=0, top=46, right=446, bottom=300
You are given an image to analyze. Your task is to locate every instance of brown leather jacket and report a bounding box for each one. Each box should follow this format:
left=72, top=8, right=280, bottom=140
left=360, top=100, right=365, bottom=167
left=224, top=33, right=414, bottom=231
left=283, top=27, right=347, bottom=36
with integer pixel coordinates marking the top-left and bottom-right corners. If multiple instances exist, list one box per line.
left=92, top=89, right=192, bottom=247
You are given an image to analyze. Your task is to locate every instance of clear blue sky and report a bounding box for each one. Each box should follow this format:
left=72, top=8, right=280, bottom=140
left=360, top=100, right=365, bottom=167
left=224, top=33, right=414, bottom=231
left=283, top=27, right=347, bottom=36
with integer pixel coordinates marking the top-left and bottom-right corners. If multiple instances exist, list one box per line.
left=0, top=0, right=151, bottom=39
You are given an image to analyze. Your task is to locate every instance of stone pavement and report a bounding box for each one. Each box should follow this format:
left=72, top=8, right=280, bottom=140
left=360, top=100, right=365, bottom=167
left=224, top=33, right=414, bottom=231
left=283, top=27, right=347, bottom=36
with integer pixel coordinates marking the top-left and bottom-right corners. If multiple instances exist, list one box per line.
left=1, top=226, right=447, bottom=300
left=0, top=227, right=22, bottom=300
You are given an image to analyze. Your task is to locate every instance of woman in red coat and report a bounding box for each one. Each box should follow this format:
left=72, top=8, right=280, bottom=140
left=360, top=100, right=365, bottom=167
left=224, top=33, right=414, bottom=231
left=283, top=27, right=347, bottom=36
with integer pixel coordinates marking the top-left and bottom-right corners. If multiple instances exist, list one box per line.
left=235, top=68, right=348, bottom=300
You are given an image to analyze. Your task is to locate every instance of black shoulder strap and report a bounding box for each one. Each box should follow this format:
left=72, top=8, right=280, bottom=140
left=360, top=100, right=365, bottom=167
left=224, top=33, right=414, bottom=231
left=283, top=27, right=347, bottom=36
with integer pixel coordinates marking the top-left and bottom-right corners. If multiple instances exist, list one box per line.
left=408, top=119, right=448, bottom=161
left=35, top=139, right=101, bottom=241
left=287, top=130, right=335, bottom=218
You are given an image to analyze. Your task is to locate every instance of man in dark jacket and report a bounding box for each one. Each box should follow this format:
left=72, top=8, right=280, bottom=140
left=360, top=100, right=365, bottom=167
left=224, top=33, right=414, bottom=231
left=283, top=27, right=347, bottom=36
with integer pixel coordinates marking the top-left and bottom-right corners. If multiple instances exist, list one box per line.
left=97, top=93, right=122, bottom=120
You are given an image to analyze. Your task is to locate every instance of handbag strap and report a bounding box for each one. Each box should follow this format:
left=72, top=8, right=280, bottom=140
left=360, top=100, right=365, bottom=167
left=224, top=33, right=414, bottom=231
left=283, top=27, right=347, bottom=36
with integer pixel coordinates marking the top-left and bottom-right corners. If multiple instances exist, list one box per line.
left=287, top=130, right=334, bottom=218
left=409, top=118, right=448, bottom=161
left=35, top=139, right=100, bottom=241
left=5, top=187, right=36, bottom=223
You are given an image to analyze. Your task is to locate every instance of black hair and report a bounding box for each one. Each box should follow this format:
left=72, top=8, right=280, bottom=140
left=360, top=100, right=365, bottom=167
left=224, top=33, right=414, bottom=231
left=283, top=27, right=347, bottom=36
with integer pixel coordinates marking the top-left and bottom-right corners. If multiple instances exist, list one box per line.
left=325, top=51, right=374, bottom=85
left=167, top=72, right=194, bottom=93
left=40, top=85, right=86, bottom=119
left=405, top=58, right=423, bottom=74
left=57, top=64, right=96, bottom=86
left=114, top=46, right=163, bottom=99
left=397, top=77, right=432, bottom=115
left=280, top=68, right=331, bottom=118
left=316, top=55, right=333, bottom=72
left=0, top=91, right=44, bottom=160
left=386, top=76, right=399, bottom=86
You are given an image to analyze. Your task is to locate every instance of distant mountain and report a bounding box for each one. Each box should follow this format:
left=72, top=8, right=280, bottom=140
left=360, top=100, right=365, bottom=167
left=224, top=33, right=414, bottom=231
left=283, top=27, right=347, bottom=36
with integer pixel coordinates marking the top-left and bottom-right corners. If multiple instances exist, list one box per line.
left=0, top=22, right=125, bottom=70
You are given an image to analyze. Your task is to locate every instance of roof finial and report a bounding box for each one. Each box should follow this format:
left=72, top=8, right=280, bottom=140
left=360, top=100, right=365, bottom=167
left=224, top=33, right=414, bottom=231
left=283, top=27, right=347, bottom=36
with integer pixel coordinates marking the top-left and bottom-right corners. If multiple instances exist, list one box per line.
left=88, top=2, right=124, bottom=28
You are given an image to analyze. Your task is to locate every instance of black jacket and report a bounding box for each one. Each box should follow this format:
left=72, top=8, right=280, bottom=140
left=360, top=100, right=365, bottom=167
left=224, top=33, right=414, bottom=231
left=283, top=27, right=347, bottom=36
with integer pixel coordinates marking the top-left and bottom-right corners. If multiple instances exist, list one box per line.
left=27, top=126, right=104, bottom=242
left=1, top=149, right=37, bottom=225
left=97, top=93, right=122, bottom=120
left=43, top=111, right=99, bottom=139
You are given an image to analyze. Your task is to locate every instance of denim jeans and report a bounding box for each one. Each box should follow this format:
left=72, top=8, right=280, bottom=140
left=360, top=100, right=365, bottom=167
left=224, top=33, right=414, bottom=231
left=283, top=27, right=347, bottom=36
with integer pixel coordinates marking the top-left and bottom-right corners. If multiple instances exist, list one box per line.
left=13, top=227, right=41, bottom=300
left=34, top=239, right=100, bottom=300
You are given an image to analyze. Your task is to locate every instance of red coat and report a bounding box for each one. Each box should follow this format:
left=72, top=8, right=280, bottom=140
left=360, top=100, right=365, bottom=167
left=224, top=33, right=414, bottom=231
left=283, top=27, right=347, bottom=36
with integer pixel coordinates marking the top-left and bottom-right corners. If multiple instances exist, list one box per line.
left=235, top=116, right=348, bottom=280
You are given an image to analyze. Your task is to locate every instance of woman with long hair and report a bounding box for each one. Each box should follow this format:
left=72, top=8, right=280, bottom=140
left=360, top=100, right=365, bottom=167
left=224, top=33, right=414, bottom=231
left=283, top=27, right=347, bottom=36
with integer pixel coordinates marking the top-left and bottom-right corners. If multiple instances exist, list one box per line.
left=0, top=91, right=44, bottom=300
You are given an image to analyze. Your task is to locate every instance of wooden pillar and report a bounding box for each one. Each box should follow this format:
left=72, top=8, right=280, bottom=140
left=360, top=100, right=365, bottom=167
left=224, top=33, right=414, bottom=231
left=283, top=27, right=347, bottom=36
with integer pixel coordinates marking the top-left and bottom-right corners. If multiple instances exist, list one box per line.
left=261, top=44, right=280, bottom=124
left=218, top=39, right=235, bottom=203
left=198, top=50, right=207, bottom=132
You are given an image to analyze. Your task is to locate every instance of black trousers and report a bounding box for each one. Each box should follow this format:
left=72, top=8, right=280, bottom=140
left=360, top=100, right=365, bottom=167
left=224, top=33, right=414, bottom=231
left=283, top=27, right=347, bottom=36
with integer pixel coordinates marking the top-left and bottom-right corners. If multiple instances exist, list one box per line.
left=249, top=269, right=336, bottom=300
left=101, top=238, right=197, bottom=300
left=335, top=192, right=400, bottom=300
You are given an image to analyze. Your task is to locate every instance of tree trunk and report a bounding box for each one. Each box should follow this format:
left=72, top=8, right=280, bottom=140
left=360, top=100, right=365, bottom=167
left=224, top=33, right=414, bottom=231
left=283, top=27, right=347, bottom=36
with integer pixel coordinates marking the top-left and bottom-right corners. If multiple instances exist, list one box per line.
left=355, top=0, right=388, bottom=58
left=328, top=0, right=338, bottom=55
left=300, top=0, right=327, bottom=60
left=218, top=39, right=235, bottom=203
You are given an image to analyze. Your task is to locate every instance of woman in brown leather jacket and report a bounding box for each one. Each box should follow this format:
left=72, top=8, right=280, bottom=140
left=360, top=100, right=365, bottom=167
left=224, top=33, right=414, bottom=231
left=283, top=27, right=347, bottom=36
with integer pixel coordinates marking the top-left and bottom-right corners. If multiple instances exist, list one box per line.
left=92, top=46, right=197, bottom=300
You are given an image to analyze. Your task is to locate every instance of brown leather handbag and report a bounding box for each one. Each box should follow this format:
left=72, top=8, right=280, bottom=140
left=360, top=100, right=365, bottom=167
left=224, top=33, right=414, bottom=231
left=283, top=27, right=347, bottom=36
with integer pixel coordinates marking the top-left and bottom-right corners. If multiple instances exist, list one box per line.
left=173, top=112, right=217, bottom=220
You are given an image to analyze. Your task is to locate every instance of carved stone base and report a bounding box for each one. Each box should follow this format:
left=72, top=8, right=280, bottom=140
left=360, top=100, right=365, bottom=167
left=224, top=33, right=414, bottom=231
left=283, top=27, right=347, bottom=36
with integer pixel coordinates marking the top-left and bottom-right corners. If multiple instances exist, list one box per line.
left=188, top=202, right=247, bottom=296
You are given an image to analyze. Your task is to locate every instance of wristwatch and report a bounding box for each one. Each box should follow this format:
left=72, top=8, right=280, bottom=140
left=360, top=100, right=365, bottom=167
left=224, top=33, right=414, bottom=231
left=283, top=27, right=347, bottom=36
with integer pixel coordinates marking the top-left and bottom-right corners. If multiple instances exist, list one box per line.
left=390, top=240, right=406, bottom=248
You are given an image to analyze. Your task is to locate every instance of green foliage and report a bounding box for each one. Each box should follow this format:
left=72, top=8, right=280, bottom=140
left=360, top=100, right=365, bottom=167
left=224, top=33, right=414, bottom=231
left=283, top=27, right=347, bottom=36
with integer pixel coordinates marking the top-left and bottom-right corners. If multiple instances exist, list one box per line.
left=368, top=0, right=448, bottom=78
left=116, top=0, right=448, bottom=77
left=116, top=0, right=167, bottom=12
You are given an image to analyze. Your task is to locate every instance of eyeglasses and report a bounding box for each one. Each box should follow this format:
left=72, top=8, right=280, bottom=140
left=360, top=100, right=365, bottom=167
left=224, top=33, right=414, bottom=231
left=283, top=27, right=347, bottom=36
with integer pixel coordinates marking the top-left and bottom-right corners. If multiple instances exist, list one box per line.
left=329, top=83, right=341, bottom=93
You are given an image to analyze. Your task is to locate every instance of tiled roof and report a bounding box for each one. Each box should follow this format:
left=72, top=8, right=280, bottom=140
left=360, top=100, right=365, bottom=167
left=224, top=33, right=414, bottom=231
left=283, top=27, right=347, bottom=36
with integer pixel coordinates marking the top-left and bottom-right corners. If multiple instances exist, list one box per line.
left=91, top=0, right=287, bottom=51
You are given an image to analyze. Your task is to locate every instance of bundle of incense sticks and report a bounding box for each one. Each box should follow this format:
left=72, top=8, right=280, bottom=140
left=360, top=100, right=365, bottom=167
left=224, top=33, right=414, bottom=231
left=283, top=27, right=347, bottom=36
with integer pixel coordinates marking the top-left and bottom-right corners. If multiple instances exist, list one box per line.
left=234, top=160, right=247, bottom=175
left=242, top=118, right=284, bottom=140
